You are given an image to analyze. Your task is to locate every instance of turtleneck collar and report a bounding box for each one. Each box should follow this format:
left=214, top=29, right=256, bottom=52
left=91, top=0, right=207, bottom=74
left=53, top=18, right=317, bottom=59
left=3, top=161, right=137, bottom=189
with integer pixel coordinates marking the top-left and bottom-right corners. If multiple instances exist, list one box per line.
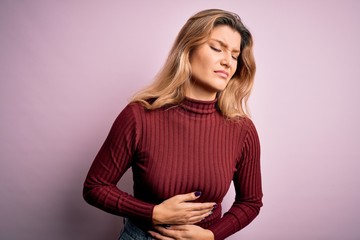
left=179, top=97, right=218, bottom=115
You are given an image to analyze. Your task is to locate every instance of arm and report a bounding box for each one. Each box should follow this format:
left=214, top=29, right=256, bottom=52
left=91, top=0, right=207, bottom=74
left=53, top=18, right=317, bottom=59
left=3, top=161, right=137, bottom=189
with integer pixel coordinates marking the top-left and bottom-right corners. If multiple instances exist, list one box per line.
left=207, top=119, right=263, bottom=239
left=83, top=104, right=155, bottom=223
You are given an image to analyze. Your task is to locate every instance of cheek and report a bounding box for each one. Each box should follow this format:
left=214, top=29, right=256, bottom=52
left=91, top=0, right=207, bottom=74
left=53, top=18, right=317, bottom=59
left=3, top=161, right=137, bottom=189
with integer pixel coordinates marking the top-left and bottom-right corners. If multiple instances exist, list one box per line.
left=190, top=48, right=216, bottom=75
left=191, top=56, right=208, bottom=74
left=231, top=62, right=239, bottom=75
left=231, top=68, right=237, bottom=76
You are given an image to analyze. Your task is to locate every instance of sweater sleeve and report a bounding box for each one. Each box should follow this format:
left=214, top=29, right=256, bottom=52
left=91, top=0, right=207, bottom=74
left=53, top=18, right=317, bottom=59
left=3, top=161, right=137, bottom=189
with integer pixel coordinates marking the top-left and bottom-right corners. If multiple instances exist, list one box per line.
left=208, top=118, right=263, bottom=240
left=83, top=104, right=155, bottom=223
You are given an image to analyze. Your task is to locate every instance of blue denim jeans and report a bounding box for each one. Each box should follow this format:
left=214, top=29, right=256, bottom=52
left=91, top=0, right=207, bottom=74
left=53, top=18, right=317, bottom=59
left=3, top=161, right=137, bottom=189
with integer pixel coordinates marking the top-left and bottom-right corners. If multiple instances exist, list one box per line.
left=119, top=219, right=153, bottom=240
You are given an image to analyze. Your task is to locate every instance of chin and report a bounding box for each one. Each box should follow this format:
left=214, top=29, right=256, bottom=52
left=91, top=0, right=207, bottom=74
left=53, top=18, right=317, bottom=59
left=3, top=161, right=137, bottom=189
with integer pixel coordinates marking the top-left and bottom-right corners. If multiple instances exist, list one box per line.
left=213, top=84, right=228, bottom=92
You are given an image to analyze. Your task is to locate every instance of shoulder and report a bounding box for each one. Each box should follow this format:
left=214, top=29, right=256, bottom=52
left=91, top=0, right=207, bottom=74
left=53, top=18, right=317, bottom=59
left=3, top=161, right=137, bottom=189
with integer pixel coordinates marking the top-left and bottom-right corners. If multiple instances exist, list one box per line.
left=243, top=117, right=258, bottom=133
left=111, top=102, right=146, bottom=129
left=241, top=117, right=260, bottom=147
left=108, top=102, right=148, bottom=138
left=224, top=116, right=259, bottom=144
left=239, top=117, right=259, bottom=138
left=225, top=116, right=257, bottom=132
left=118, top=102, right=146, bottom=118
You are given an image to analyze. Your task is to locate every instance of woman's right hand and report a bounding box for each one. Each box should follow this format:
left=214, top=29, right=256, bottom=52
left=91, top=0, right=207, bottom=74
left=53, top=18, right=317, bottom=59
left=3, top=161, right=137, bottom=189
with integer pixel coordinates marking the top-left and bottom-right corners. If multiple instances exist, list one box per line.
left=152, top=192, right=216, bottom=225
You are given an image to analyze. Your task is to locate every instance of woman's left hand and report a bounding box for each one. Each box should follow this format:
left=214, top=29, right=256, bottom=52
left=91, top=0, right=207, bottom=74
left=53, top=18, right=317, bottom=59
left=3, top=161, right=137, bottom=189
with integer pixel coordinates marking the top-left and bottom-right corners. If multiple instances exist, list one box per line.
left=148, top=225, right=214, bottom=240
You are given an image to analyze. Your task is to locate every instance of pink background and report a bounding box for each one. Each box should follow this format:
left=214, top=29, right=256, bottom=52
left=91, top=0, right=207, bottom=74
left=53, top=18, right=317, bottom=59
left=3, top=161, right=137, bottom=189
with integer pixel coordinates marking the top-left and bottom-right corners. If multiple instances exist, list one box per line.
left=1, top=1, right=359, bottom=239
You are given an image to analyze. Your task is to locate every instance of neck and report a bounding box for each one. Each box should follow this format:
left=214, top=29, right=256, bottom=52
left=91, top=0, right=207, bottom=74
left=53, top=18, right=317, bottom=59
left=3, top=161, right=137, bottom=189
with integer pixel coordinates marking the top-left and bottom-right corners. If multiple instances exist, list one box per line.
left=180, top=97, right=218, bottom=115
left=185, top=90, right=217, bottom=101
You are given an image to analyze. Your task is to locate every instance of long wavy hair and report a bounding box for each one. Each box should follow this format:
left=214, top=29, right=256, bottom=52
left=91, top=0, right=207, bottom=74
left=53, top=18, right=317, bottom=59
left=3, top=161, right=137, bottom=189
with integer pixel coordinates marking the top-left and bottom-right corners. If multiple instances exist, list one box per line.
left=131, top=9, right=256, bottom=118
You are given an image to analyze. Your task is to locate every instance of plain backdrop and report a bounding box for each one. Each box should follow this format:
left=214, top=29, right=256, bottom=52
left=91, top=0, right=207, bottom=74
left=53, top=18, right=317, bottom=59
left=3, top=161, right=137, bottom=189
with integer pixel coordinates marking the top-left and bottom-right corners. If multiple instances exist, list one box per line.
left=1, top=1, right=360, bottom=239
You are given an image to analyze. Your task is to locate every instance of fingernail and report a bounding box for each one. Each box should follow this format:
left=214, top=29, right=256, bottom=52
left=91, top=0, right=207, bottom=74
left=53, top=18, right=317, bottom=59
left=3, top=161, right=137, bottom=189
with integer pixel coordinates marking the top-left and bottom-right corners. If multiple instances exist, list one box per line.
left=195, top=191, right=202, bottom=197
left=213, top=203, right=218, bottom=209
left=164, top=224, right=171, bottom=229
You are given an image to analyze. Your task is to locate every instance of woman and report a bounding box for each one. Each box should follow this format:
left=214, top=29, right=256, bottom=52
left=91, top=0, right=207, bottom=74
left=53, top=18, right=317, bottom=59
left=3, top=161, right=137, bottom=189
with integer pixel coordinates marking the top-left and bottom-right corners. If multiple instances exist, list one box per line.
left=83, top=9, right=263, bottom=240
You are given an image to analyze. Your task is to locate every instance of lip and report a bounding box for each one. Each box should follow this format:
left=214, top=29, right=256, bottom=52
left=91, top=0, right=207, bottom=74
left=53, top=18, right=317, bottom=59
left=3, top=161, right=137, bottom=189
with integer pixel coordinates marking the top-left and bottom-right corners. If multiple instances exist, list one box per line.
left=214, top=70, right=229, bottom=79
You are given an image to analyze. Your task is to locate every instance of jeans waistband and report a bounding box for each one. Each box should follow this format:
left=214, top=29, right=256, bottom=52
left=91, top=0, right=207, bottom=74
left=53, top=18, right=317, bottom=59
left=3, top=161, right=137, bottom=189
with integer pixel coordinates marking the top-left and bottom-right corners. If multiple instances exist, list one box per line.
left=119, top=219, right=153, bottom=240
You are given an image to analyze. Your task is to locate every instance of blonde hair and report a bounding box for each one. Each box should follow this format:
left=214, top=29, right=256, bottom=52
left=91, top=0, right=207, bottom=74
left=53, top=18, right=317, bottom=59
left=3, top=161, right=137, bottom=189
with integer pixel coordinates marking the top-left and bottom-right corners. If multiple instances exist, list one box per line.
left=131, top=9, right=256, bottom=118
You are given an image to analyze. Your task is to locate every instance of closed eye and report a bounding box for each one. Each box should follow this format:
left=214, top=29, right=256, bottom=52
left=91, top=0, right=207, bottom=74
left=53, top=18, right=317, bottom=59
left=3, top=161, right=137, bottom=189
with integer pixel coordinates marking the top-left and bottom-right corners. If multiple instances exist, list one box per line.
left=210, top=46, right=221, bottom=52
left=211, top=45, right=239, bottom=61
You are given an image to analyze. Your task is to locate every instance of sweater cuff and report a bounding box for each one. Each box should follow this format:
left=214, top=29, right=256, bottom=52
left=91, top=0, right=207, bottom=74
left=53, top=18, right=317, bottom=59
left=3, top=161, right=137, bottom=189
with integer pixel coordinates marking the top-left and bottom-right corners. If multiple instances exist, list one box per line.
left=120, top=196, right=156, bottom=224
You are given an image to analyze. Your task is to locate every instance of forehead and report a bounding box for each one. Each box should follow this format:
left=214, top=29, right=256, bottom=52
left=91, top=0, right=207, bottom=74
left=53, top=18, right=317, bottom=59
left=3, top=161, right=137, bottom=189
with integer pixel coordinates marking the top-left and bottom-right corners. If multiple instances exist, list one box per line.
left=208, top=25, right=241, bottom=50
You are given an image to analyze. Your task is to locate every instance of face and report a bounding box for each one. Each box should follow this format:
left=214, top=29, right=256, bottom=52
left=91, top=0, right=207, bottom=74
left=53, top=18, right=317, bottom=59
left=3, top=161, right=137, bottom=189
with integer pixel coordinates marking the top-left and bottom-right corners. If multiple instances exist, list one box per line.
left=187, top=25, right=241, bottom=100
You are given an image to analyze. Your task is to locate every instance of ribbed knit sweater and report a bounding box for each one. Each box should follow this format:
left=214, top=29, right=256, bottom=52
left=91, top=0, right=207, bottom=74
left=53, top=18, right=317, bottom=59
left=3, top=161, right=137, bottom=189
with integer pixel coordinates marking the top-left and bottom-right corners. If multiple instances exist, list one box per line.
left=83, top=98, right=263, bottom=240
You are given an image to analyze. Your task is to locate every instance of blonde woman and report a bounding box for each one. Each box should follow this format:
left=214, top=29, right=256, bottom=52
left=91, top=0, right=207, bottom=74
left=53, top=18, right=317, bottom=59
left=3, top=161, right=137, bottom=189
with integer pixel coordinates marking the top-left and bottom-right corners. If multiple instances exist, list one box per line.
left=83, top=9, right=263, bottom=240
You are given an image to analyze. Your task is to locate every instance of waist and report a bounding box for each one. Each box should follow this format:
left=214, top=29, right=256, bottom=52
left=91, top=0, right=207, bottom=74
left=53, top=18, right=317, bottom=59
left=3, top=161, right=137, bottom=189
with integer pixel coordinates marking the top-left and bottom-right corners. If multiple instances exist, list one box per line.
left=122, top=219, right=153, bottom=240
left=131, top=207, right=221, bottom=231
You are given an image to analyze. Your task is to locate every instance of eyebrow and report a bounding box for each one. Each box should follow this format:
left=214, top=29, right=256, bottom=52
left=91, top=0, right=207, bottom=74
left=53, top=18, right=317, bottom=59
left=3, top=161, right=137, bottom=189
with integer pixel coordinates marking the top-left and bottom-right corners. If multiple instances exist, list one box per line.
left=209, top=38, right=240, bottom=53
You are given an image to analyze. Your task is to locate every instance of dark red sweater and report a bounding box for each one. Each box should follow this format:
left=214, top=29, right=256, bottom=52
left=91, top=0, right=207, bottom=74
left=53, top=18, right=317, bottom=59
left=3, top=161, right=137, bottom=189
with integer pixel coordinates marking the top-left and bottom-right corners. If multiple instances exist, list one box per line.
left=83, top=98, right=263, bottom=240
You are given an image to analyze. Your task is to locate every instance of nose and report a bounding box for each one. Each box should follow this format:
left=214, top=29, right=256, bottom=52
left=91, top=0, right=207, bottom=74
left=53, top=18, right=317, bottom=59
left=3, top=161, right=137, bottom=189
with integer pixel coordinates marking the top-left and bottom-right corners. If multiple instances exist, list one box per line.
left=220, top=52, right=231, bottom=68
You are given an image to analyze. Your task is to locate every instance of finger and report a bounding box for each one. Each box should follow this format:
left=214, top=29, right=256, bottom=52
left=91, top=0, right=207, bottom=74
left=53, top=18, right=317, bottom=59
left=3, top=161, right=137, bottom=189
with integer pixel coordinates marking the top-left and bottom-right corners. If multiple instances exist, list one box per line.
left=183, top=208, right=213, bottom=223
left=176, top=191, right=202, bottom=202
left=153, top=226, right=179, bottom=238
left=166, top=225, right=187, bottom=231
left=155, top=225, right=194, bottom=240
left=190, top=206, right=215, bottom=215
left=187, top=210, right=213, bottom=224
left=148, top=230, right=174, bottom=240
left=153, top=225, right=173, bottom=233
left=184, top=202, right=216, bottom=211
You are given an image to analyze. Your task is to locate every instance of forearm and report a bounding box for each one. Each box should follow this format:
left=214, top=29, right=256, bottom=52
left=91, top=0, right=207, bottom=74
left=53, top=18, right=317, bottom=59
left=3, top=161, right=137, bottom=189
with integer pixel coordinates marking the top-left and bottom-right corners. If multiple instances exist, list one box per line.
left=207, top=198, right=262, bottom=239
left=83, top=181, right=155, bottom=222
